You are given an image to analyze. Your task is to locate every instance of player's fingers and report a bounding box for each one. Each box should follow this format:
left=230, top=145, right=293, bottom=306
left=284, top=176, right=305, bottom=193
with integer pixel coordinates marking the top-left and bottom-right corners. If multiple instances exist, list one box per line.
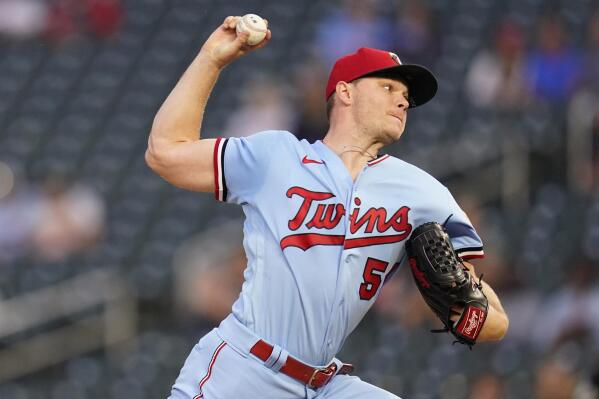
left=228, top=17, right=238, bottom=30
left=234, top=30, right=253, bottom=51
left=235, top=29, right=250, bottom=42
left=228, top=16, right=241, bottom=30
left=223, top=16, right=240, bottom=30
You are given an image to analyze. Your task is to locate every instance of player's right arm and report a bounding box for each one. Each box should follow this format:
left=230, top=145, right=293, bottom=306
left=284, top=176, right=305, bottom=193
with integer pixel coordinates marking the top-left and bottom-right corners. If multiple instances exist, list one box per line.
left=145, top=16, right=271, bottom=192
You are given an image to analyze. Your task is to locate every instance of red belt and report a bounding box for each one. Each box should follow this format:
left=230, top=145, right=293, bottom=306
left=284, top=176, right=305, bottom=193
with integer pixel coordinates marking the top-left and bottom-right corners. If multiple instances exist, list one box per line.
left=250, top=340, right=354, bottom=389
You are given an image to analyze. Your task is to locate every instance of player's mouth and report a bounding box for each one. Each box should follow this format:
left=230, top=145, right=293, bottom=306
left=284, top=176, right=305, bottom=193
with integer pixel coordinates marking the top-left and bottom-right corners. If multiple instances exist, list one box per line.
left=388, top=113, right=404, bottom=124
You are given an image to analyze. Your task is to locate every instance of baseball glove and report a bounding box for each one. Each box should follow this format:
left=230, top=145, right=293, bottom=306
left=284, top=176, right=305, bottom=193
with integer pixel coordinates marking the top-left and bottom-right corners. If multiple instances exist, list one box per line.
left=405, top=222, right=488, bottom=347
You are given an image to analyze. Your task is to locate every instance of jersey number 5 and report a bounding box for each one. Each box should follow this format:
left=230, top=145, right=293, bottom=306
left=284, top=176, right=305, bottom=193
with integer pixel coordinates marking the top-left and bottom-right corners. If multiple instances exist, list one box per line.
left=359, top=257, right=391, bottom=300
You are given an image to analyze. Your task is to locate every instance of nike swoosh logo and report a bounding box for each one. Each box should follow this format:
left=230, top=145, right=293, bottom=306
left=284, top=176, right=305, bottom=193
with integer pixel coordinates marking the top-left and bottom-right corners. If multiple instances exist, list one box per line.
left=302, top=155, right=324, bottom=165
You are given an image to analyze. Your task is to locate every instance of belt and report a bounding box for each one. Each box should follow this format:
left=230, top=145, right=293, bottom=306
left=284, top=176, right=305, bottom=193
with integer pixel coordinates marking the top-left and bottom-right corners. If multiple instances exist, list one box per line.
left=250, top=340, right=354, bottom=389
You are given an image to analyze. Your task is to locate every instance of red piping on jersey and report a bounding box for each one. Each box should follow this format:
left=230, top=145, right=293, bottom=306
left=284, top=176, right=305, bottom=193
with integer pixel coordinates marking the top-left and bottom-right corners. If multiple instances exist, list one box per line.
left=198, top=341, right=227, bottom=398
left=280, top=232, right=413, bottom=251
left=367, top=154, right=390, bottom=166
left=280, top=233, right=345, bottom=250
left=213, top=138, right=222, bottom=201
left=343, top=232, right=411, bottom=249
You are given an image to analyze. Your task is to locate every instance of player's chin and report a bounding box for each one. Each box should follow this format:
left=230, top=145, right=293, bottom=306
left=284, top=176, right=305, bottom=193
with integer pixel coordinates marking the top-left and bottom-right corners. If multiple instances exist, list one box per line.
left=380, top=131, right=402, bottom=146
left=386, top=125, right=405, bottom=142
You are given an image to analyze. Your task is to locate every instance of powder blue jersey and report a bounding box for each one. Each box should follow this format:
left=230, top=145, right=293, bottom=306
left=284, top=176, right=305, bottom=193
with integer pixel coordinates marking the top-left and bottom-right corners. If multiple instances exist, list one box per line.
left=212, top=130, right=483, bottom=366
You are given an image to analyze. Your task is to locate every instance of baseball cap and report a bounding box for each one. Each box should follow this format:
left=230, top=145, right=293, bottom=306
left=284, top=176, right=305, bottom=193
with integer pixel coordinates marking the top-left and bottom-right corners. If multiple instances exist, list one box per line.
left=325, top=47, right=438, bottom=107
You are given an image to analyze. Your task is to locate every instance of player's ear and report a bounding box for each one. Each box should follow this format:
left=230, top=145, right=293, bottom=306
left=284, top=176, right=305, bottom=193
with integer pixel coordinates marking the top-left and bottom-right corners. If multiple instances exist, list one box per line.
left=335, top=81, right=353, bottom=106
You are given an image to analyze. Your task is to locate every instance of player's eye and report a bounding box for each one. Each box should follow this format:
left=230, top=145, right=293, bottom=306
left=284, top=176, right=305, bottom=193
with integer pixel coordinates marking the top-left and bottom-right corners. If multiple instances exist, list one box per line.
left=383, top=84, right=392, bottom=91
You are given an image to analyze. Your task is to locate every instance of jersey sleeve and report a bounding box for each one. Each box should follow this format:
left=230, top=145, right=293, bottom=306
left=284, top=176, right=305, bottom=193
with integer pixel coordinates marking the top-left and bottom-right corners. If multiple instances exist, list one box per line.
left=213, top=130, right=290, bottom=204
left=443, top=188, right=485, bottom=260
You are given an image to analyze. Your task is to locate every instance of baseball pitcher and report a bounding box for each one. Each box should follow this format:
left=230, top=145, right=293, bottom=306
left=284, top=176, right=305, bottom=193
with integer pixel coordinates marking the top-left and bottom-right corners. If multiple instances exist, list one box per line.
left=146, top=15, right=509, bottom=399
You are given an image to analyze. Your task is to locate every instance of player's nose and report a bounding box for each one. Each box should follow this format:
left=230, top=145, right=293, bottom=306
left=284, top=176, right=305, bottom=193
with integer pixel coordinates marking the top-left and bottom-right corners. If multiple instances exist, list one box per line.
left=397, top=96, right=409, bottom=110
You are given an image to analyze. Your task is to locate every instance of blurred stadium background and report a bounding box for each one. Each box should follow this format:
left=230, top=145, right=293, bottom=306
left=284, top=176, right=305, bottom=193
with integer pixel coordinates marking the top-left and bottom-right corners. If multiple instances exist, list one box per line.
left=1, top=0, right=599, bottom=398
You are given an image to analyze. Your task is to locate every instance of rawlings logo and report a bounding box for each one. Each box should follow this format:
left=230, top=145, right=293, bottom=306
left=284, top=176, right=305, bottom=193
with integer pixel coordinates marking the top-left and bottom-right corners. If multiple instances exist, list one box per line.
left=457, top=307, right=485, bottom=339
left=464, top=312, right=479, bottom=335
left=281, top=187, right=412, bottom=250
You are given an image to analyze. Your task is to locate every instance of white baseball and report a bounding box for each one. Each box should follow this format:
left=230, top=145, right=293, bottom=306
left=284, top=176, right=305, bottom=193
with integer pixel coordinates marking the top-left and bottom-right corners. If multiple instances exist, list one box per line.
left=236, top=14, right=267, bottom=46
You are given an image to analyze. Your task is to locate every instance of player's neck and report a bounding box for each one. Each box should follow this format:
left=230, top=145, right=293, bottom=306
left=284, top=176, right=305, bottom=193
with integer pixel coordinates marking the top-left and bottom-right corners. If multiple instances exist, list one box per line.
left=322, top=129, right=384, bottom=180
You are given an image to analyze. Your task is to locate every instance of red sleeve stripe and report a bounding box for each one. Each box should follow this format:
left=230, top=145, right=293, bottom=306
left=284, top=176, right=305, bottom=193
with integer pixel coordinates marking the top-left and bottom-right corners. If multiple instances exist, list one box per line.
left=213, top=138, right=228, bottom=201
left=457, top=249, right=485, bottom=260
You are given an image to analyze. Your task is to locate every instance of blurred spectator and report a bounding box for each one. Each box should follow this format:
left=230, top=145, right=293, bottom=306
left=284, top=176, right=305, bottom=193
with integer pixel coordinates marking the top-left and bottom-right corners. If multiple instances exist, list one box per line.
left=0, top=161, right=13, bottom=201
left=574, top=368, right=599, bottom=399
left=0, top=166, right=106, bottom=264
left=0, top=0, right=47, bottom=39
left=222, top=75, right=295, bottom=137
left=567, top=11, right=599, bottom=193
left=580, top=11, right=599, bottom=91
left=589, top=363, right=599, bottom=398
left=291, top=61, right=329, bottom=142
left=313, top=0, right=394, bottom=68
left=45, top=0, right=79, bottom=42
left=530, top=257, right=599, bottom=351
left=468, top=372, right=505, bottom=399
left=172, top=220, right=245, bottom=327
left=191, top=249, right=245, bottom=323
left=391, top=0, right=439, bottom=66
left=465, top=19, right=528, bottom=112
left=0, top=161, right=43, bottom=265
left=31, top=178, right=105, bottom=262
left=45, top=0, right=122, bottom=42
left=85, top=0, right=123, bottom=38
left=524, top=15, right=583, bottom=105
left=534, top=356, right=581, bottom=399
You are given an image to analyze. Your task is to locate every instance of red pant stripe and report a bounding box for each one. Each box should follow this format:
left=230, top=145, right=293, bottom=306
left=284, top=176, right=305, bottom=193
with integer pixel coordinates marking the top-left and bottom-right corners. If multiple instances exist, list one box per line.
left=197, top=341, right=227, bottom=398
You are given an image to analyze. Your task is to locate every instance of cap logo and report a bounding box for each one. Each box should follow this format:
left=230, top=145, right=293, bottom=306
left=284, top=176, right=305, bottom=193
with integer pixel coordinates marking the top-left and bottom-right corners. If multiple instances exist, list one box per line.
left=389, top=52, right=401, bottom=65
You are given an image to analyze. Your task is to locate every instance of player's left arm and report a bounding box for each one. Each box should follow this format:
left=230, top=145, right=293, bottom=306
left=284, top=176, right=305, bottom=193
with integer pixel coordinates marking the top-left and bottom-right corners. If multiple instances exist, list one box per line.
left=462, top=261, right=509, bottom=342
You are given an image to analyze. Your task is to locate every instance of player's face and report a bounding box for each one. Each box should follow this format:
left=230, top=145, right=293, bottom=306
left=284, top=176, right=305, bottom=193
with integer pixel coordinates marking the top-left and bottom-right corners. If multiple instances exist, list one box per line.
left=352, top=77, right=410, bottom=143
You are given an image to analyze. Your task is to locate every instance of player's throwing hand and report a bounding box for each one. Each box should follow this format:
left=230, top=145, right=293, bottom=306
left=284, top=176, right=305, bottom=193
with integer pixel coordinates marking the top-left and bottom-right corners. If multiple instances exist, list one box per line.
left=200, top=15, right=271, bottom=69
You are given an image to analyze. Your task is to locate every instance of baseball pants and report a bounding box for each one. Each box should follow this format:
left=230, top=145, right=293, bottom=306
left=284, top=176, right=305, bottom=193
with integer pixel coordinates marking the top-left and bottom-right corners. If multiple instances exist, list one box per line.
left=168, top=318, right=400, bottom=399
